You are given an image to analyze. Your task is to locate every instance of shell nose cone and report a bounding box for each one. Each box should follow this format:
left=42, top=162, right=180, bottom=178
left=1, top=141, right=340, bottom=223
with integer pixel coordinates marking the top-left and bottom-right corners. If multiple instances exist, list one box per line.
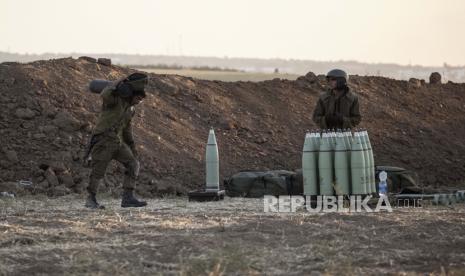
left=303, top=132, right=314, bottom=151
left=207, top=128, right=217, bottom=145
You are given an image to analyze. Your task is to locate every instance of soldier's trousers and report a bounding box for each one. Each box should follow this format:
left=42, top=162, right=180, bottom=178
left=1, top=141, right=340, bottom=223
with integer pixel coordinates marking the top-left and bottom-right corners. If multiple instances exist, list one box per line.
left=88, top=136, right=139, bottom=194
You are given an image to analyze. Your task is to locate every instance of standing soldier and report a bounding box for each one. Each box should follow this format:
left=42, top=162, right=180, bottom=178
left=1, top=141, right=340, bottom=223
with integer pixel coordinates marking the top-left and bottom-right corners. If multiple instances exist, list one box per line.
left=85, top=73, right=148, bottom=209
left=312, top=69, right=361, bottom=129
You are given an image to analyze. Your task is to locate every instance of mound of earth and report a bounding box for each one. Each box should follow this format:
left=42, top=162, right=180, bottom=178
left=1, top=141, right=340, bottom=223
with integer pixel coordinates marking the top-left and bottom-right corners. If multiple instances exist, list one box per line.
left=0, top=58, right=464, bottom=196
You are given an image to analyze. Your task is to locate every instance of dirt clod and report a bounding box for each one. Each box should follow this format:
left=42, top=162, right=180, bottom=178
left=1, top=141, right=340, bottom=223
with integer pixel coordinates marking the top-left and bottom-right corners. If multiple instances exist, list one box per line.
left=430, top=72, right=442, bottom=84
left=15, top=108, right=36, bottom=119
left=97, top=58, right=111, bottom=66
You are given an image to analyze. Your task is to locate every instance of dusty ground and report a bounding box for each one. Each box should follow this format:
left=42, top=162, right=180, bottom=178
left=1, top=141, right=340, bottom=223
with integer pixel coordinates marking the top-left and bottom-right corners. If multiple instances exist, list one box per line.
left=1, top=196, right=465, bottom=275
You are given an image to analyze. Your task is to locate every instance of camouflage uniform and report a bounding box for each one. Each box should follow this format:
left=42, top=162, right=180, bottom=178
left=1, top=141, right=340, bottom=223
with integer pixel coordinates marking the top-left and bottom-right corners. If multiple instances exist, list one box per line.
left=87, top=84, right=139, bottom=194
left=312, top=88, right=361, bottom=129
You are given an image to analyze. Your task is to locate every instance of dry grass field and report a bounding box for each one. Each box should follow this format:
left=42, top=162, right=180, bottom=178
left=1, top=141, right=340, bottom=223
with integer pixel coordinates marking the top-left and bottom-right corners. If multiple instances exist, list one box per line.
left=136, top=68, right=299, bottom=82
left=1, top=195, right=465, bottom=275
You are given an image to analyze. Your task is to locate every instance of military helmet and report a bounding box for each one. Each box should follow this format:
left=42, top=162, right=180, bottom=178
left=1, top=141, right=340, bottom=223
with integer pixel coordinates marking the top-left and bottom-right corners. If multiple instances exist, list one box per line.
left=326, top=69, right=349, bottom=82
left=126, top=72, right=148, bottom=91
left=122, top=72, right=148, bottom=97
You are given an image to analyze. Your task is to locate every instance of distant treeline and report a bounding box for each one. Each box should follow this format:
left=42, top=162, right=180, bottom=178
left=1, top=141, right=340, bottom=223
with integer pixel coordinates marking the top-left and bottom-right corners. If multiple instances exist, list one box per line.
left=125, top=64, right=243, bottom=72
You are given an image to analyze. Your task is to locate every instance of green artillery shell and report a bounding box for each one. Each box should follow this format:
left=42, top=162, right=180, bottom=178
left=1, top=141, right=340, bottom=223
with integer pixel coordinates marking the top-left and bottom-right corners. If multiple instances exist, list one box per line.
left=302, top=132, right=318, bottom=195
left=351, top=132, right=366, bottom=195
left=360, top=131, right=371, bottom=194
left=365, top=131, right=376, bottom=195
left=334, top=132, right=350, bottom=195
left=319, top=132, right=334, bottom=195
left=206, top=128, right=219, bottom=191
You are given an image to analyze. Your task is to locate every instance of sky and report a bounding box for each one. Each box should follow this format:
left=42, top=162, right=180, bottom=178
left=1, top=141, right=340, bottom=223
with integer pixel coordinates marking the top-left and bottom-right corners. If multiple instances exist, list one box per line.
left=1, top=0, right=464, bottom=66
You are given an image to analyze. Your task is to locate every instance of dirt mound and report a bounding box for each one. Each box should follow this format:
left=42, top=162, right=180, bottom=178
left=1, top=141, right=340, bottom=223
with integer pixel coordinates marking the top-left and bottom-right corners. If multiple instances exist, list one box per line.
left=0, top=58, right=464, bottom=196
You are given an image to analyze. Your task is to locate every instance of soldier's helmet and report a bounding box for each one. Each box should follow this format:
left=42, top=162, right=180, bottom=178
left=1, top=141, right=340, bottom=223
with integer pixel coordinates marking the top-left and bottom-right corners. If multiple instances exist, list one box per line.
left=126, top=73, right=148, bottom=97
left=326, top=69, right=348, bottom=82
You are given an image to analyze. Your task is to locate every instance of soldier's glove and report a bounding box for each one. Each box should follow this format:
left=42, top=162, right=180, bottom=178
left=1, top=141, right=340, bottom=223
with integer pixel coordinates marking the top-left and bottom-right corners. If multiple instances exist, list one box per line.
left=114, top=82, right=133, bottom=98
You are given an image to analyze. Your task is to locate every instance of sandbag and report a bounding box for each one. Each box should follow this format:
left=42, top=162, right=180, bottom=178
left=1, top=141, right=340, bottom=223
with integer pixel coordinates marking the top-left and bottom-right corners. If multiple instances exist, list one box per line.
left=224, top=170, right=303, bottom=197
left=225, top=166, right=427, bottom=198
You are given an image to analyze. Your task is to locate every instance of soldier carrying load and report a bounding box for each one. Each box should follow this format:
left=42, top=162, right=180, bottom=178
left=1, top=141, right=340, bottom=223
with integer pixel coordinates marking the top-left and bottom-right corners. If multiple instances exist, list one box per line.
left=84, top=73, right=148, bottom=209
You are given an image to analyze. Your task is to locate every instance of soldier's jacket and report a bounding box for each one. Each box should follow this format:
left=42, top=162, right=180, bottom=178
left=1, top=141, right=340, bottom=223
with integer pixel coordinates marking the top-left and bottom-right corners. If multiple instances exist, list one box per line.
left=92, top=85, right=136, bottom=153
left=312, top=88, right=361, bottom=129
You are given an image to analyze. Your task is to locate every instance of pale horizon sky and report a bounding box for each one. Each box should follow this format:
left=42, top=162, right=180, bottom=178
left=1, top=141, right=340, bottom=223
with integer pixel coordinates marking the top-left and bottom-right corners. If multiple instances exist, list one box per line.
left=1, top=0, right=464, bottom=67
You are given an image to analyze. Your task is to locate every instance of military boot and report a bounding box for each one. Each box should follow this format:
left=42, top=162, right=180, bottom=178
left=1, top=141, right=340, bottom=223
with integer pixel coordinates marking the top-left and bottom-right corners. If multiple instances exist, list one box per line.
left=121, top=188, right=147, bottom=208
left=85, top=192, right=105, bottom=209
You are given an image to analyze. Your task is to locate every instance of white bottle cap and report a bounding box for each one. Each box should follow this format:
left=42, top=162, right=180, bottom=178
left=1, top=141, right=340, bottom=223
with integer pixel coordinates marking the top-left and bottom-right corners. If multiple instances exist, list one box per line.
left=379, top=171, right=387, bottom=181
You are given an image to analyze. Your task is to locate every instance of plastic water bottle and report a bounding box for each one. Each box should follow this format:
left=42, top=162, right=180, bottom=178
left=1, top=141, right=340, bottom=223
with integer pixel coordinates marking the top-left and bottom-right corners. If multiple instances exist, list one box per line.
left=378, top=171, right=388, bottom=197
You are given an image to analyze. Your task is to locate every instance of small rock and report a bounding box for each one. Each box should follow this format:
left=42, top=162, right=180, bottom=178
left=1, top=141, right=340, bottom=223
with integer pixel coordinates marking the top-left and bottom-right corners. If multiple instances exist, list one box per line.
left=166, top=112, right=177, bottom=121
left=219, top=119, right=236, bottom=130
left=39, top=102, right=57, bottom=118
left=32, top=167, right=45, bottom=177
left=78, top=56, right=97, bottom=63
left=58, top=151, right=73, bottom=161
left=58, top=172, right=75, bottom=188
left=50, top=185, right=71, bottom=197
left=44, top=168, right=59, bottom=187
left=408, top=78, right=421, bottom=88
left=47, top=161, right=67, bottom=173
left=21, top=121, right=35, bottom=129
left=317, top=74, right=327, bottom=81
left=52, top=111, right=81, bottom=131
left=255, top=136, right=268, bottom=144
left=33, top=133, right=47, bottom=139
left=15, top=108, right=36, bottom=119
left=304, top=72, right=318, bottom=83
left=295, top=76, right=307, bottom=83
left=429, top=72, right=442, bottom=84
left=38, top=180, right=49, bottom=189
left=41, top=125, right=58, bottom=134
left=4, top=150, right=19, bottom=163
left=97, top=58, right=111, bottom=66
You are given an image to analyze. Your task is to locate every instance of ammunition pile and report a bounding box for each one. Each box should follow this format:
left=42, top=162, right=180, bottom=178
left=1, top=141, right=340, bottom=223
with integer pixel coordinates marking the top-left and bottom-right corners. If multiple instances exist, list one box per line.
left=302, top=129, right=376, bottom=196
